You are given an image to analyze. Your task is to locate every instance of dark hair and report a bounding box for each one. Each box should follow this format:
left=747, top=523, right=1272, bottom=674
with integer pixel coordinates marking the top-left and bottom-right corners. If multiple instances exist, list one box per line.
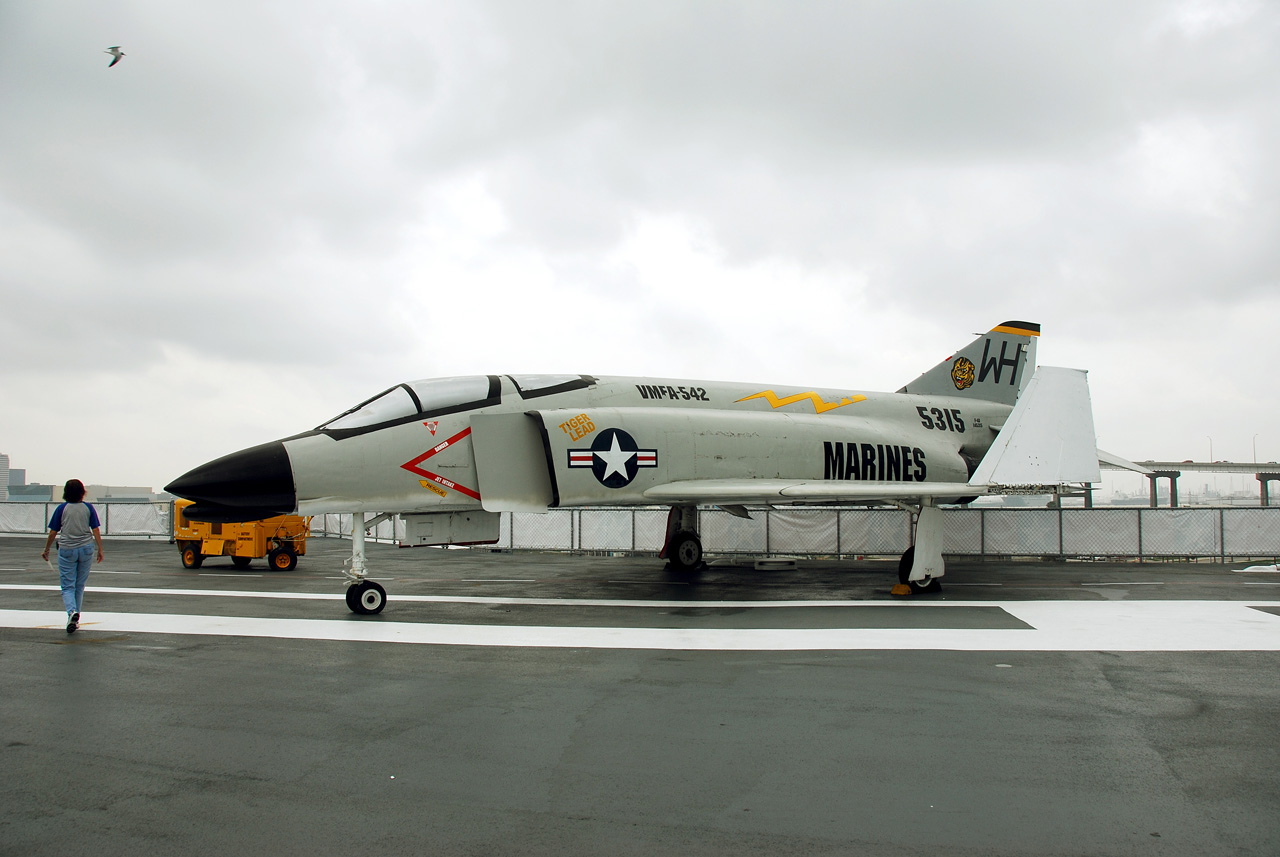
left=63, top=480, right=86, bottom=503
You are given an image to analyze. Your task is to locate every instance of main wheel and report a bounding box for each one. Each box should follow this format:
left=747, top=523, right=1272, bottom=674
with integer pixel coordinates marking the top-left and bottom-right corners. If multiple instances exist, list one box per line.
left=897, top=546, right=940, bottom=593
left=267, top=547, right=298, bottom=571
left=669, top=531, right=703, bottom=572
left=232, top=556, right=252, bottom=569
left=346, top=581, right=387, bottom=615
left=180, top=544, right=204, bottom=569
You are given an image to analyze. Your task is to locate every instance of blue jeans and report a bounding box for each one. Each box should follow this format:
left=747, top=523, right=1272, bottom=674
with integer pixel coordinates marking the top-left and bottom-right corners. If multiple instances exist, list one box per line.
left=58, top=545, right=94, bottom=614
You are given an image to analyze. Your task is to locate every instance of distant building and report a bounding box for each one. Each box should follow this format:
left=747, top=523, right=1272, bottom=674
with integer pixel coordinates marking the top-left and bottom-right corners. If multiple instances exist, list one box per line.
left=7, top=484, right=55, bottom=502
left=0, top=458, right=167, bottom=502
left=87, top=485, right=160, bottom=502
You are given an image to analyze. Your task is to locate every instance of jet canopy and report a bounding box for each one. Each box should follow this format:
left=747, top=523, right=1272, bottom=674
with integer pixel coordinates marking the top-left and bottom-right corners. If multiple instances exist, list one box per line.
left=318, top=375, right=501, bottom=436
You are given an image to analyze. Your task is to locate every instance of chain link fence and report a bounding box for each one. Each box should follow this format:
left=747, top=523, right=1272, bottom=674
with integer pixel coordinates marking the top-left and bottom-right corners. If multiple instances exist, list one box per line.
left=311, top=504, right=1280, bottom=561
left=3, top=502, right=1278, bottom=560
left=0, top=501, right=171, bottom=538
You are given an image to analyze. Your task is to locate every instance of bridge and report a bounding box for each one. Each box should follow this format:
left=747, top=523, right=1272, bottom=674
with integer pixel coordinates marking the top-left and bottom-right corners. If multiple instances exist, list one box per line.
left=1131, top=461, right=1280, bottom=508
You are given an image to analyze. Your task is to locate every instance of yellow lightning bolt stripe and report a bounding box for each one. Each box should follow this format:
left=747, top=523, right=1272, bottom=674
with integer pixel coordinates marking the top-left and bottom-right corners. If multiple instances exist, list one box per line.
left=735, top=390, right=867, bottom=413
left=990, top=324, right=1040, bottom=337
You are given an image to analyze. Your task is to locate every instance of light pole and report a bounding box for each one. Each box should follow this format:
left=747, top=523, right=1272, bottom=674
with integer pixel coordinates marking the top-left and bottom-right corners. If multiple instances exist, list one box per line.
left=1254, top=434, right=1259, bottom=464
left=1208, top=437, right=1216, bottom=497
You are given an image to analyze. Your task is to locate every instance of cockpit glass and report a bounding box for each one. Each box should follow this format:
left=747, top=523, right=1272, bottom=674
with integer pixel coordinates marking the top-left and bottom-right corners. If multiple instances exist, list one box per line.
left=320, top=386, right=418, bottom=431
left=507, top=374, right=581, bottom=392
left=506, top=374, right=595, bottom=398
left=406, top=376, right=494, bottom=412
left=318, top=375, right=498, bottom=433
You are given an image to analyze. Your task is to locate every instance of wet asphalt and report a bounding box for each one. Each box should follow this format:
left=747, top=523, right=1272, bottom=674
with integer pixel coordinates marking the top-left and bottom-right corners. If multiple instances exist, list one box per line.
left=2, top=535, right=1279, bottom=856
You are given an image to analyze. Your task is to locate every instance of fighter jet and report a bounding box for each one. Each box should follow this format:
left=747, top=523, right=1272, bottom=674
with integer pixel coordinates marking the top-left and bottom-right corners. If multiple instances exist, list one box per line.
left=105, top=46, right=125, bottom=67
left=167, top=321, right=1104, bottom=614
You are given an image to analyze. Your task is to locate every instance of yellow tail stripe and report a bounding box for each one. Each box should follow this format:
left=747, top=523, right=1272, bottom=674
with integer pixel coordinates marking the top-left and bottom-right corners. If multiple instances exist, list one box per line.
left=990, top=325, right=1040, bottom=337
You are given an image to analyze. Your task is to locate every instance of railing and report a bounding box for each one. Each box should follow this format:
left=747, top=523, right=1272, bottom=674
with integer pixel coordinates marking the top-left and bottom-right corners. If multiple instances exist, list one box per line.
left=3, top=502, right=1277, bottom=561
left=309, top=505, right=1280, bottom=562
left=0, top=501, right=172, bottom=538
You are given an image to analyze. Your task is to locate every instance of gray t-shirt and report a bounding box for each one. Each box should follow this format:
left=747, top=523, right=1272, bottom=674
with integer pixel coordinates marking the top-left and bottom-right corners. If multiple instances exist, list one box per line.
left=50, top=502, right=99, bottom=550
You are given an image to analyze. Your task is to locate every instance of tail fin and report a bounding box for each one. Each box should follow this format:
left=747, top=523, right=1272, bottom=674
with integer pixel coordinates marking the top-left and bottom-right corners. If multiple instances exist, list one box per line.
left=896, top=321, right=1040, bottom=406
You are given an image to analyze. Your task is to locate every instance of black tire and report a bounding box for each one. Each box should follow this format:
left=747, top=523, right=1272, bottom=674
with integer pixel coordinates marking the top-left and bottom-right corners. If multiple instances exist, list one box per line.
left=897, top=546, right=941, bottom=593
left=669, top=531, right=703, bottom=572
left=897, top=546, right=915, bottom=584
left=180, top=544, right=203, bottom=569
left=267, top=547, right=298, bottom=571
left=232, top=556, right=252, bottom=569
left=347, top=581, right=387, bottom=615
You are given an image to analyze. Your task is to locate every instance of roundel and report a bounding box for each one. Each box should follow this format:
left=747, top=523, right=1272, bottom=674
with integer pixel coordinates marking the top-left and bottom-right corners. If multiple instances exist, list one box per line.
left=951, top=356, right=976, bottom=391
left=568, top=428, right=659, bottom=488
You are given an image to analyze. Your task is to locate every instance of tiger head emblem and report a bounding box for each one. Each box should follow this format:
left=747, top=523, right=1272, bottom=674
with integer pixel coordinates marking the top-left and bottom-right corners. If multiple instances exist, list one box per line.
left=951, top=356, right=976, bottom=390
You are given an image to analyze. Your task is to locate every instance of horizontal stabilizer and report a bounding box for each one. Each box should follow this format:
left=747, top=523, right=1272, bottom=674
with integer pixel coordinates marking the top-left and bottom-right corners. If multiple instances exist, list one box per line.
left=970, top=366, right=1101, bottom=488
left=1098, top=448, right=1152, bottom=476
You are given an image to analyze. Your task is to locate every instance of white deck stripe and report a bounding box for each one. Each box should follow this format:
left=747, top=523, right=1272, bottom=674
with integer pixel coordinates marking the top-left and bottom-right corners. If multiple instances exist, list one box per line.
left=4, top=583, right=1280, bottom=614
left=2, top=601, right=1280, bottom=651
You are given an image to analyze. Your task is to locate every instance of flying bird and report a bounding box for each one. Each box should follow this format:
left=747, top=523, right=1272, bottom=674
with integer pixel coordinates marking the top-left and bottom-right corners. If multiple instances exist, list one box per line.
left=105, top=46, right=125, bottom=67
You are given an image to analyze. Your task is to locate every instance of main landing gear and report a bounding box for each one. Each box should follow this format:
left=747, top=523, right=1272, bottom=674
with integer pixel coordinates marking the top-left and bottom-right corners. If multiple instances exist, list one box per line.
left=344, top=511, right=387, bottom=615
left=662, top=506, right=705, bottom=576
left=893, top=502, right=945, bottom=595
left=896, top=546, right=941, bottom=594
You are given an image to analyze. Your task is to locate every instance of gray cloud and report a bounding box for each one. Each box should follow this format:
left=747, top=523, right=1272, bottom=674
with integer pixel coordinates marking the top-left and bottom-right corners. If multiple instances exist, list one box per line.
left=1, top=0, right=1277, bottom=488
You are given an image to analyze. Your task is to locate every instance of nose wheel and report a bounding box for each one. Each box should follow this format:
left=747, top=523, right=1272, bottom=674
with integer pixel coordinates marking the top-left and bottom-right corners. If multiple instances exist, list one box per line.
left=343, top=511, right=389, bottom=614
left=346, top=580, right=387, bottom=615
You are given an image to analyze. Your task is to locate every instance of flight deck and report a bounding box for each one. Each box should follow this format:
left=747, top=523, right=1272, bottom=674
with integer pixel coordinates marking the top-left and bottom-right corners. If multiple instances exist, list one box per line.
left=3, top=536, right=1279, bottom=855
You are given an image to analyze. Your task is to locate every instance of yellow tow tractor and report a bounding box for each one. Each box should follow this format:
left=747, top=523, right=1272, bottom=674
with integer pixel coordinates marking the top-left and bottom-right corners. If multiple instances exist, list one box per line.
left=173, top=499, right=310, bottom=571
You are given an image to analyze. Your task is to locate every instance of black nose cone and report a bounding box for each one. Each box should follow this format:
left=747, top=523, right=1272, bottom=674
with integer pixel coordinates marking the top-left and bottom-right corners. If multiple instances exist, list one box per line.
left=166, top=440, right=296, bottom=522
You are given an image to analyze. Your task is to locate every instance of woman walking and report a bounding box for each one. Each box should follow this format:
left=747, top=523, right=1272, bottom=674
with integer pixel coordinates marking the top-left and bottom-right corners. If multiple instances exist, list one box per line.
left=40, top=479, right=104, bottom=633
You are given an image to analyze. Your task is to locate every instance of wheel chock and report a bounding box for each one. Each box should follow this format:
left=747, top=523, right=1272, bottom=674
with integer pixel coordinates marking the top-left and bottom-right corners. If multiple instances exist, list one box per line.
left=890, top=583, right=913, bottom=597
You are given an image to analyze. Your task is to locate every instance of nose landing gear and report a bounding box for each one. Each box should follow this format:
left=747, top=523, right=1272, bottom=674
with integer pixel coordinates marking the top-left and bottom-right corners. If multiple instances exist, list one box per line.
left=344, top=511, right=388, bottom=615
left=346, top=579, right=387, bottom=614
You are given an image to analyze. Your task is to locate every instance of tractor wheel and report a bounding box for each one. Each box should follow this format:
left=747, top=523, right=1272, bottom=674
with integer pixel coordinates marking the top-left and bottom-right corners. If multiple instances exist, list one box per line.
left=180, top=544, right=204, bottom=569
left=268, top=547, right=298, bottom=571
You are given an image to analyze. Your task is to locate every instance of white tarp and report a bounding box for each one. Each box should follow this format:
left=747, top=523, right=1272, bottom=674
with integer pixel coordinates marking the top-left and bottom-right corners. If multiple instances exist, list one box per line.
left=983, top=509, right=1061, bottom=555
left=943, top=508, right=983, bottom=554
left=6, top=502, right=1279, bottom=558
left=701, top=509, right=767, bottom=554
left=579, top=509, right=634, bottom=551
left=1062, top=509, right=1141, bottom=556
left=634, top=510, right=669, bottom=552
left=0, top=503, right=48, bottom=534
left=1140, top=508, right=1220, bottom=556
left=511, top=511, right=573, bottom=550
left=839, top=509, right=909, bottom=555
left=102, top=503, right=169, bottom=536
left=768, top=509, right=838, bottom=555
left=1224, top=509, right=1280, bottom=554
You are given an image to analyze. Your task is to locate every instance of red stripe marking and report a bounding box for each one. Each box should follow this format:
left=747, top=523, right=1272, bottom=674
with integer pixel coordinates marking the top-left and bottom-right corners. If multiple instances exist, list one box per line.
left=401, top=426, right=482, bottom=500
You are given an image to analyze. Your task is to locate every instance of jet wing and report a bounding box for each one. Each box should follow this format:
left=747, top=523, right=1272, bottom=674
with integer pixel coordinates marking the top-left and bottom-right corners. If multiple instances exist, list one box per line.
left=644, top=479, right=983, bottom=505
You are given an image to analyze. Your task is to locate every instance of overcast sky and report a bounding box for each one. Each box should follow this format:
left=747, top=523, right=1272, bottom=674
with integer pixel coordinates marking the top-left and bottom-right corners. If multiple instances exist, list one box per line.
left=2, top=1, right=1277, bottom=500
